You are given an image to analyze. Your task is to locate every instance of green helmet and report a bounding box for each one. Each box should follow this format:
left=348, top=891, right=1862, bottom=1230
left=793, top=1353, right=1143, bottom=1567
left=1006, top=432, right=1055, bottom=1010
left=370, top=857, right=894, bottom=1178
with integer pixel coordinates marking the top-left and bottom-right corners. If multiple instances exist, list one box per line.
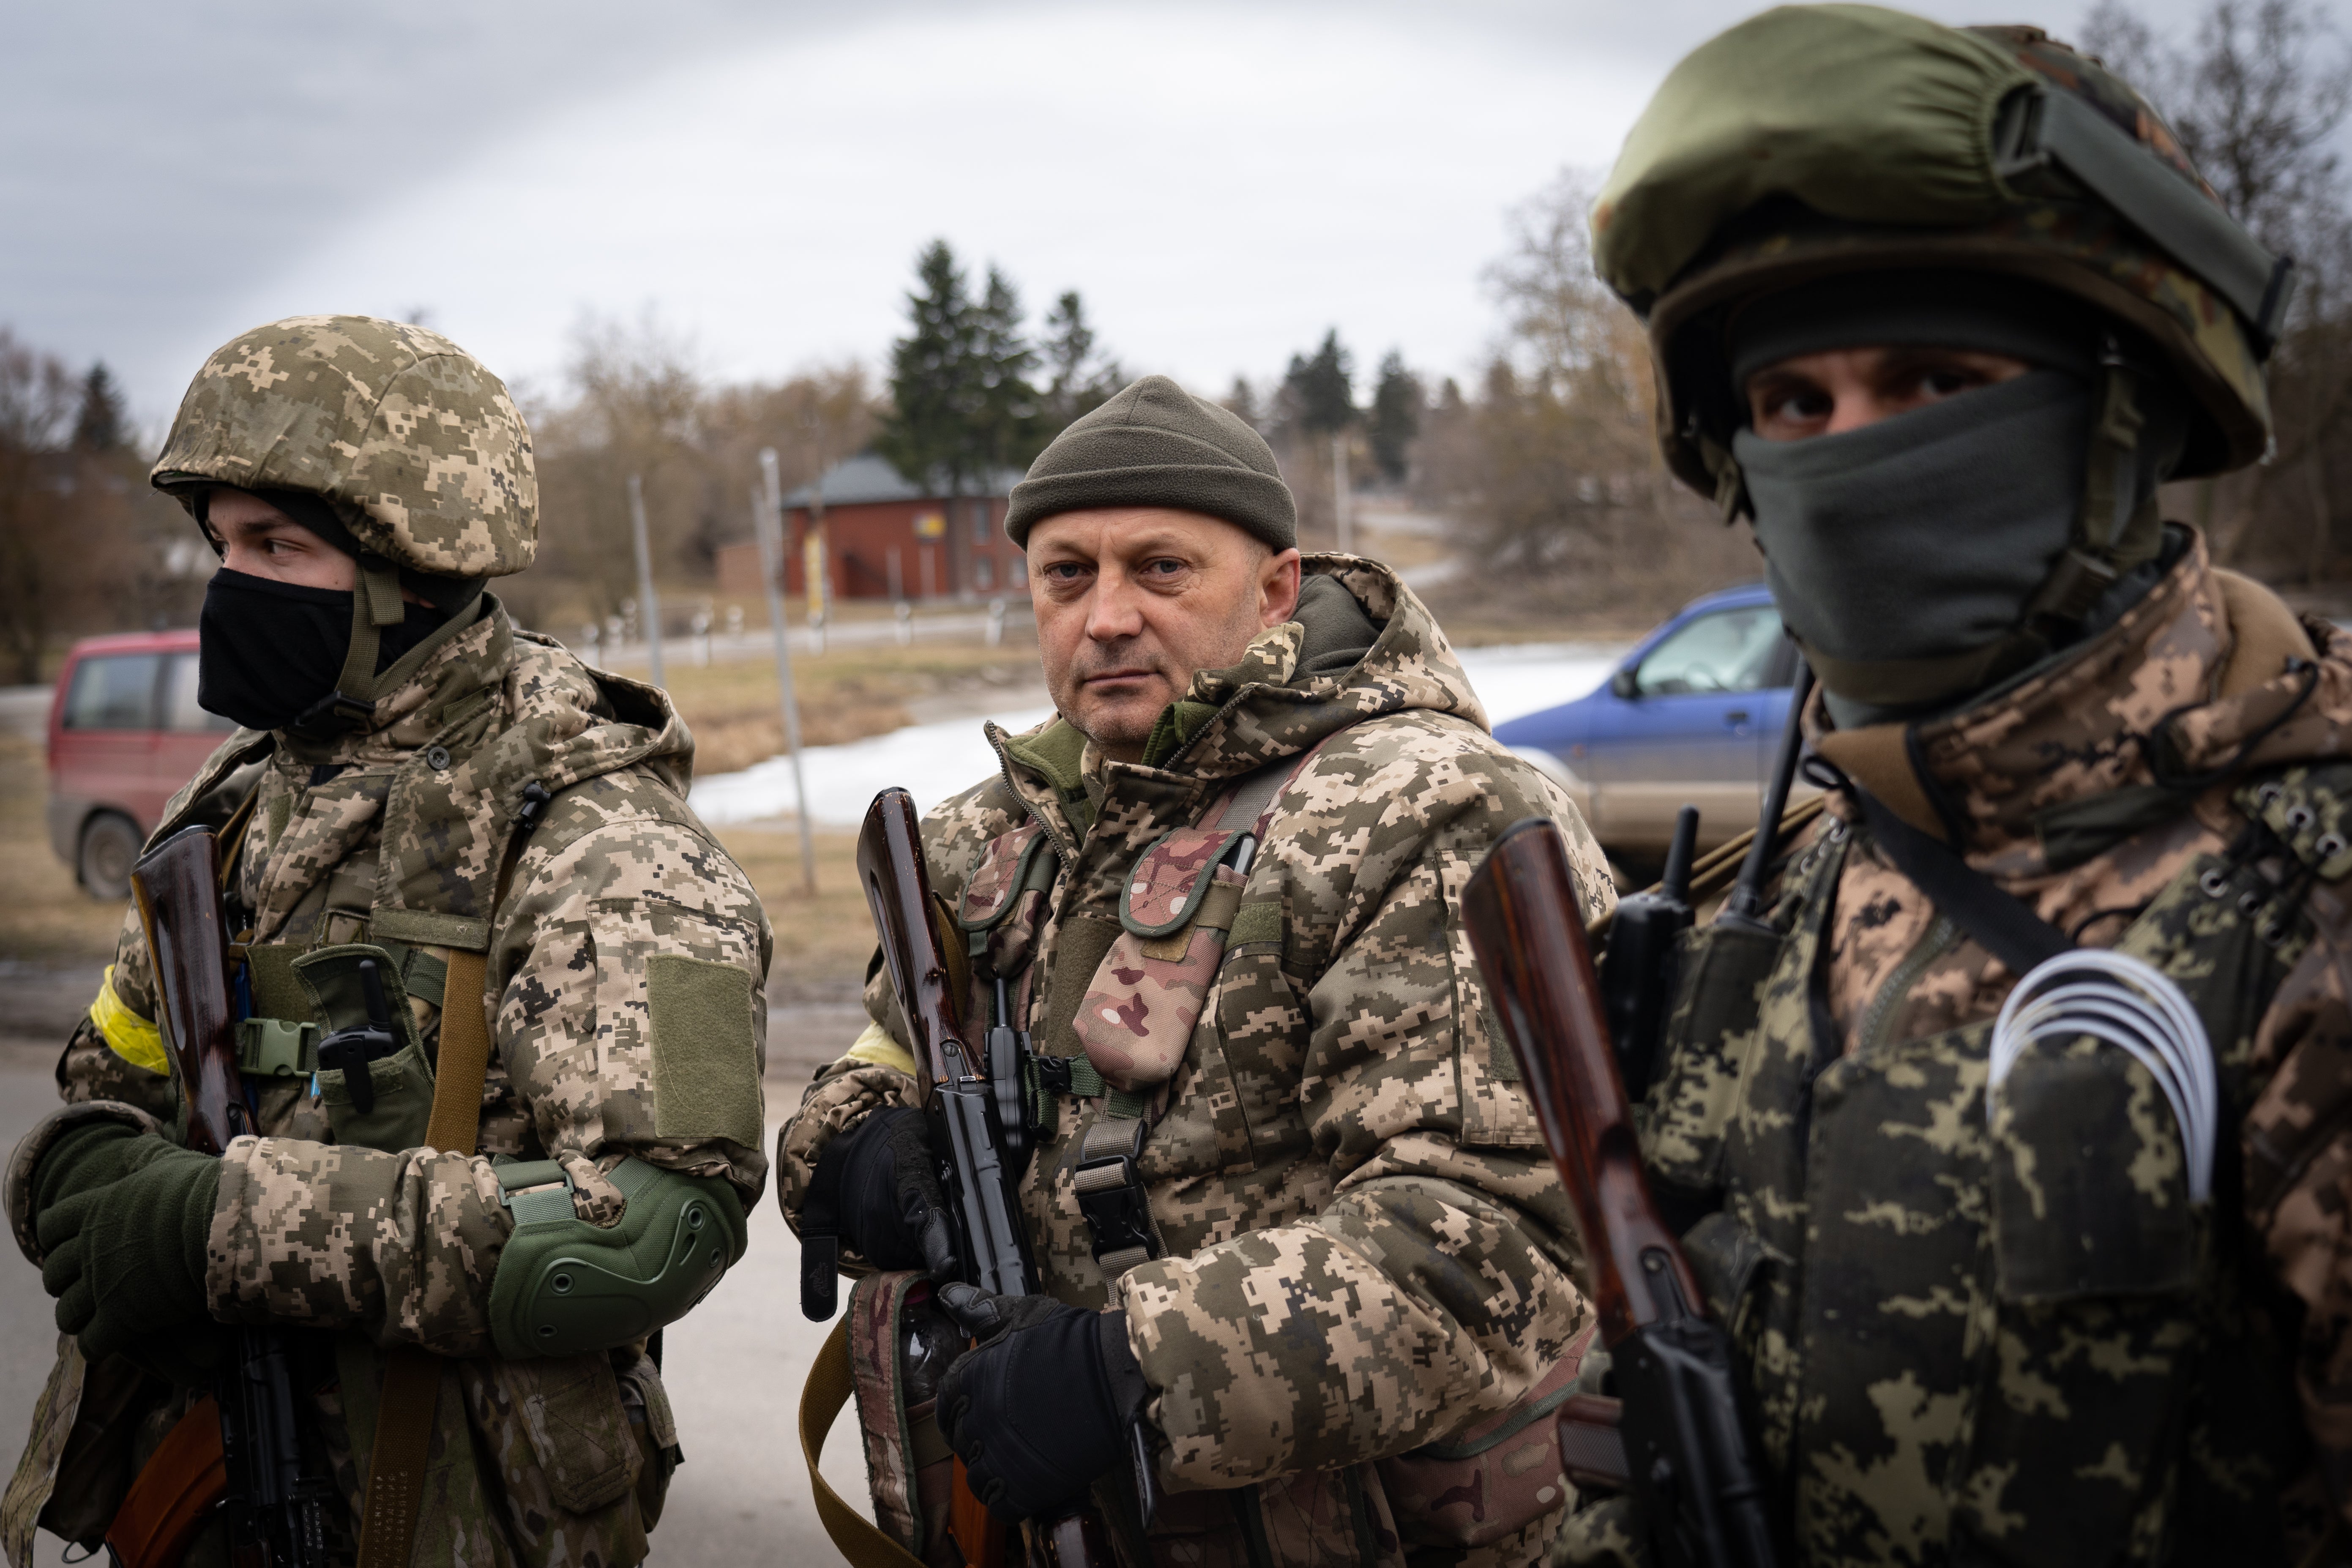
left=1595, top=4, right=2292, bottom=508
left=152, top=314, right=537, bottom=581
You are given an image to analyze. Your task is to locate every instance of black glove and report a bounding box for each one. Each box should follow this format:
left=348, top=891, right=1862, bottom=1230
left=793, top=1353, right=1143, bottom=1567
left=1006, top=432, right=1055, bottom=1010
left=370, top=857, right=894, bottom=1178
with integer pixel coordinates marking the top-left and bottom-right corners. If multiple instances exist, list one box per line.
left=35, top=1125, right=219, bottom=1367
left=809, top=1107, right=957, bottom=1276
left=934, top=1286, right=1149, bottom=1522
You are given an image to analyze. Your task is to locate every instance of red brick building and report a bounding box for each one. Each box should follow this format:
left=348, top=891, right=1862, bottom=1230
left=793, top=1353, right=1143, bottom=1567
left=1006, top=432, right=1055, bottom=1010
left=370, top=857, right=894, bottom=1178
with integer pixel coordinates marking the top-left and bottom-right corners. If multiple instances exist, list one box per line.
left=716, top=454, right=1028, bottom=605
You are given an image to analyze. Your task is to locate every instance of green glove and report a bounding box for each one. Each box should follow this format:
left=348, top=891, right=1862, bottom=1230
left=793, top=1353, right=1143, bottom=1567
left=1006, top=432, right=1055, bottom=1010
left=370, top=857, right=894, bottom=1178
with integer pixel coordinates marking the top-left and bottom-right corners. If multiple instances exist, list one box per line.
left=34, top=1125, right=219, bottom=1367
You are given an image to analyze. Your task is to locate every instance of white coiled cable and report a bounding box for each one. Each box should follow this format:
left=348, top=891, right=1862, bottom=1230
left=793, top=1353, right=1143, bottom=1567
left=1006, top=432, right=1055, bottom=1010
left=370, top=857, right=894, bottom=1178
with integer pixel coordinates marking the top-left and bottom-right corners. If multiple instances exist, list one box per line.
left=1988, top=949, right=2217, bottom=1204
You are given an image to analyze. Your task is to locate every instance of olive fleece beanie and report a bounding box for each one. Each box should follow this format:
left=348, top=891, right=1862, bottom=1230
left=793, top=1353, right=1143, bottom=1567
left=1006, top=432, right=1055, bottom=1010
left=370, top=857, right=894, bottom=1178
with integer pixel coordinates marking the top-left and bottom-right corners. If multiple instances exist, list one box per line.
left=1005, top=375, right=1297, bottom=551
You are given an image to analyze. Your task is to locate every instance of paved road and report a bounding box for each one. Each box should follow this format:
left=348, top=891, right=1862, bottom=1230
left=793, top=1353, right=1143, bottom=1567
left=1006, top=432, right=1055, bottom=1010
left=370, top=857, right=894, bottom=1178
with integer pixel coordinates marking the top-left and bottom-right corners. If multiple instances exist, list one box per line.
left=0, top=999, right=876, bottom=1565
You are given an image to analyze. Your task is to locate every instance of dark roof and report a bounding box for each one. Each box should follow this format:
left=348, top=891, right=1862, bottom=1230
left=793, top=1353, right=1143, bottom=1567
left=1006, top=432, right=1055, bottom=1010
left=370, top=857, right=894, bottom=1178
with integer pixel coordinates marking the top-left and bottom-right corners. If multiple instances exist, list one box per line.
left=784, top=453, right=1026, bottom=509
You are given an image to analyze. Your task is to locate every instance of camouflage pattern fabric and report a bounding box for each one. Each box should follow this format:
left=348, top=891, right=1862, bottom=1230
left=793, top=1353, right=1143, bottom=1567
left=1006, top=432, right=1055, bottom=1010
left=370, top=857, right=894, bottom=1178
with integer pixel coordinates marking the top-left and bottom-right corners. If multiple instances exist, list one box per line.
left=150, top=314, right=536, bottom=579
left=1558, top=536, right=2352, bottom=1566
left=4, top=602, right=769, bottom=1567
left=779, top=558, right=1614, bottom=1568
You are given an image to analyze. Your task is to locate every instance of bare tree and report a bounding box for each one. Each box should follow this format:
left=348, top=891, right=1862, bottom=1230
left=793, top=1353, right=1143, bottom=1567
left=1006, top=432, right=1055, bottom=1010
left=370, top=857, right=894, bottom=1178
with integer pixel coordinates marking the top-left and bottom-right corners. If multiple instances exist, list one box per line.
left=1415, top=169, right=1748, bottom=616
left=2084, top=0, right=2352, bottom=582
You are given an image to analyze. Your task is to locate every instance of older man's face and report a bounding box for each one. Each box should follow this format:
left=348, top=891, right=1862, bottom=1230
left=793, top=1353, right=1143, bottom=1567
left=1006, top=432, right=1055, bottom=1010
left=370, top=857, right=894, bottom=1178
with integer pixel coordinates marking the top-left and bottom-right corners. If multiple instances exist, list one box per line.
left=1027, top=507, right=1302, bottom=764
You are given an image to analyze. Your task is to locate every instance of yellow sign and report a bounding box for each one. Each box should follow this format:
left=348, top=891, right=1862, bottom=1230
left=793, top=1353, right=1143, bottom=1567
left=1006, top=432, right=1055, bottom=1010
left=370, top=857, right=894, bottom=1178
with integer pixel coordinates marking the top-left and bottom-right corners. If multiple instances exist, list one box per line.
left=913, top=511, right=945, bottom=539
left=804, top=528, right=827, bottom=620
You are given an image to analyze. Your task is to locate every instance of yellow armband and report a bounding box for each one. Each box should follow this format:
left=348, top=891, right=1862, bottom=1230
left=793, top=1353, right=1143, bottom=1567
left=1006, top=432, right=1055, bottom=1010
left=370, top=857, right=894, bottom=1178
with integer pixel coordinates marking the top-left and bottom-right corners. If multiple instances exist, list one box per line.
left=841, top=1019, right=918, bottom=1079
left=89, top=965, right=169, bottom=1076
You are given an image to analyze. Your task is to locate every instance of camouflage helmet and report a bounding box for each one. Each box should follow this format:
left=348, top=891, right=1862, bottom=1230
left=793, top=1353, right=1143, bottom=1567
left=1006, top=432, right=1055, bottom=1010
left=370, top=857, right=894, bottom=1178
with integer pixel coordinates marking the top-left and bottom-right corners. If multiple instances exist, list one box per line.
left=152, top=314, right=536, bottom=579
left=1593, top=4, right=2294, bottom=506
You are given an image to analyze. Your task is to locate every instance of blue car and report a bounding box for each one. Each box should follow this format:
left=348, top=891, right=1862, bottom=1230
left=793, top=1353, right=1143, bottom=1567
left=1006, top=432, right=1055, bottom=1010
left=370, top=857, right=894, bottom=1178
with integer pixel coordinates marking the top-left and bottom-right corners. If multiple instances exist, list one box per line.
left=1494, top=583, right=1809, bottom=856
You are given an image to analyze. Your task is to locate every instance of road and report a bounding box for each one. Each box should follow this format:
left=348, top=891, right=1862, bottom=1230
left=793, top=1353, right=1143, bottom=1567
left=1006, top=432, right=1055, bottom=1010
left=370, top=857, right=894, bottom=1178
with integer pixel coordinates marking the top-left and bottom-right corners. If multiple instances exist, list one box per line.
left=0, top=1002, right=877, bottom=1565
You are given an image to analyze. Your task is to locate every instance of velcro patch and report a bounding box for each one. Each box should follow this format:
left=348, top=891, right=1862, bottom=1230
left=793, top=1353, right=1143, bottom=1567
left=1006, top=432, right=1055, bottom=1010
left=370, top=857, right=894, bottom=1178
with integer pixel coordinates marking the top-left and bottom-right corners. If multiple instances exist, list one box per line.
left=647, top=954, right=763, bottom=1147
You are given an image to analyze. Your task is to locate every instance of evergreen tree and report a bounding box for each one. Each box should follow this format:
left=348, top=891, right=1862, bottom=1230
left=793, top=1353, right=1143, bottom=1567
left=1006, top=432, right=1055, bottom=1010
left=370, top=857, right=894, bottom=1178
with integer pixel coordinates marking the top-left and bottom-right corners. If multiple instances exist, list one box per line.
left=970, top=266, right=1044, bottom=470
left=875, top=239, right=984, bottom=496
left=1222, top=376, right=1263, bottom=433
left=1368, top=350, right=1421, bottom=482
left=1283, top=329, right=1355, bottom=434
left=71, top=362, right=127, bottom=452
left=1040, top=291, right=1121, bottom=434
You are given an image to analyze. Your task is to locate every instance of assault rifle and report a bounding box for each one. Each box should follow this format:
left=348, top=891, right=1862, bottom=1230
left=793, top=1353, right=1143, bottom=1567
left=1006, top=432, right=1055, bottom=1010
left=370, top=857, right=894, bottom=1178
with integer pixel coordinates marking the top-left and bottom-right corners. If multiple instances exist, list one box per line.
left=1463, top=818, right=1778, bottom=1568
left=113, top=825, right=332, bottom=1568
left=846, top=787, right=1134, bottom=1568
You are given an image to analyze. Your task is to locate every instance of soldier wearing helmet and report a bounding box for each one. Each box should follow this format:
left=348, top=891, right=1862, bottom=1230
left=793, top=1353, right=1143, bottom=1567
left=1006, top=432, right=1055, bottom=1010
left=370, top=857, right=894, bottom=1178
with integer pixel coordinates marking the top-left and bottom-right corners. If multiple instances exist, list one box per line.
left=1554, top=7, right=2352, bottom=1564
left=0, top=317, right=770, bottom=1564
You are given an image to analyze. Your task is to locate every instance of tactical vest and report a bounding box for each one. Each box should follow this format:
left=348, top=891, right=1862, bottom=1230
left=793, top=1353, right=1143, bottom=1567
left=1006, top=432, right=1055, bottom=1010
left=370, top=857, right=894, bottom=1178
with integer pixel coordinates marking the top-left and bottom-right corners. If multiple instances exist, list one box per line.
left=1638, top=765, right=2350, bottom=1565
left=87, top=637, right=692, bottom=1565
left=904, top=749, right=1587, bottom=1564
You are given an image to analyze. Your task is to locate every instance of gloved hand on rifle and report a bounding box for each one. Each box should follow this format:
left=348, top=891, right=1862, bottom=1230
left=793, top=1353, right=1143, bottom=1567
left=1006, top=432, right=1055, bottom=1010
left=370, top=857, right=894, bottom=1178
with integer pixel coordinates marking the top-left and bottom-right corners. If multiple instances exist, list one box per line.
left=935, top=1285, right=1150, bottom=1522
left=808, top=1107, right=959, bottom=1276
left=33, top=1120, right=222, bottom=1375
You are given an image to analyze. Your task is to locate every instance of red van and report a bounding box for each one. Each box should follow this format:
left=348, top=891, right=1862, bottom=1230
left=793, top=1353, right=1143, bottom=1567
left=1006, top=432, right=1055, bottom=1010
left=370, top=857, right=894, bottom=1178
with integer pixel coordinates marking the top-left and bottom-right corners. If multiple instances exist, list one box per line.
left=46, top=630, right=235, bottom=900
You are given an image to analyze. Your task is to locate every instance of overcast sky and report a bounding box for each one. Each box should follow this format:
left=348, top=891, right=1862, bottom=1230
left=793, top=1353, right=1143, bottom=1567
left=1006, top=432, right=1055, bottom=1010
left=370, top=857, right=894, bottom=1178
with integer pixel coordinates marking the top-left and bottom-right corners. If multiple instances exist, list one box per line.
left=6, top=0, right=2240, bottom=429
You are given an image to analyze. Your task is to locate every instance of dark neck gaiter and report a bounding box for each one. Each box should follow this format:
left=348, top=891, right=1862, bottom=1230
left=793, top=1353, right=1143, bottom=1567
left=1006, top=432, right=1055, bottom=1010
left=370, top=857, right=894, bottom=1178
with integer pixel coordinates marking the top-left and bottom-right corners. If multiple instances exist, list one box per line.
left=198, top=570, right=452, bottom=732
left=1734, top=371, right=2094, bottom=727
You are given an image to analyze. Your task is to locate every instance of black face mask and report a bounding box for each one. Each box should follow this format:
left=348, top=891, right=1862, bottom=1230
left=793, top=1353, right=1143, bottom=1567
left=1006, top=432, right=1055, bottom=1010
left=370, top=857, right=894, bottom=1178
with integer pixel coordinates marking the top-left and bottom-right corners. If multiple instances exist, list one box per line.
left=198, top=570, right=452, bottom=732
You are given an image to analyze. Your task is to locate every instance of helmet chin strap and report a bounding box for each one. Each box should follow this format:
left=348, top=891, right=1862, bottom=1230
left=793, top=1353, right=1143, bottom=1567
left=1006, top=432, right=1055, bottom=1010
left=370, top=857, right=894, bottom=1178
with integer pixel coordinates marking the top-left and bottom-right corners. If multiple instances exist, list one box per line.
left=288, top=558, right=406, bottom=737
left=2020, top=335, right=2159, bottom=628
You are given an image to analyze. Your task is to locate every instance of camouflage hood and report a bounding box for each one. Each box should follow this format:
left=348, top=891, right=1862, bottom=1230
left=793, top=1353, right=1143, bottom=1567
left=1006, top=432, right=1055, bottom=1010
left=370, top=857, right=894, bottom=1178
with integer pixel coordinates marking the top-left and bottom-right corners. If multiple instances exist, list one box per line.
left=167, top=608, right=693, bottom=953
left=1808, top=530, right=2341, bottom=876
left=991, top=554, right=1486, bottom=826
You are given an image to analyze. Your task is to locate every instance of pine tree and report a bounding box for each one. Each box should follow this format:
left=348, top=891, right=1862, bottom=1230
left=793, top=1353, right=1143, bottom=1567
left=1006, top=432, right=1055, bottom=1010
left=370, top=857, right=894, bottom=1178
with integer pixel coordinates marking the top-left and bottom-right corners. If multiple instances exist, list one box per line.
left=72, top=363, right=127, bottom=452
left=970, top=266, right=1044, bottom=470
left=1040, top=291, right=1120, bottom=434
left=1368, top=351, right=1421, bottom=482
left=875, top=239, right=984, bottom=496
left=1222, top=376, right=1263, bottom=433
left=1284, top=330, right=1355, bottom=435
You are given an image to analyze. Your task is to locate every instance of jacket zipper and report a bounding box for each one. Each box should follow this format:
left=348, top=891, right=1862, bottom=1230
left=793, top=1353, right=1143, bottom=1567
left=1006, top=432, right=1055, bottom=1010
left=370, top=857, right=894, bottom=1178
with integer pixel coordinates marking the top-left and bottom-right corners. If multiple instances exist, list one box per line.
left=1856, top=912, right=1958, bottom=1055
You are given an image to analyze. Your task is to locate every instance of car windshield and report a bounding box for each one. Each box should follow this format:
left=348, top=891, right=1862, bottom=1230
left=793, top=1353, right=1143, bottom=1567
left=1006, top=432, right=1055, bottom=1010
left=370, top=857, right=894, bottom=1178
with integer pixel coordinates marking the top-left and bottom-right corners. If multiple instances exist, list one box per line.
left=1633, top=606, right=1784, bottom=696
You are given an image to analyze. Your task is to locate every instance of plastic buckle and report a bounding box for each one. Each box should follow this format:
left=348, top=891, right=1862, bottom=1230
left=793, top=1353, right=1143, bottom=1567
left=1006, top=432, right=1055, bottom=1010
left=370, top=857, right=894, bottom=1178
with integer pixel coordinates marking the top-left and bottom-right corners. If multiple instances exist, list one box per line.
left=236, top=1017, right=318, bottom=1078
left=494, top=1158, right=577, bottom=1226
left=1072, top=1152, right=1157, bottom=1270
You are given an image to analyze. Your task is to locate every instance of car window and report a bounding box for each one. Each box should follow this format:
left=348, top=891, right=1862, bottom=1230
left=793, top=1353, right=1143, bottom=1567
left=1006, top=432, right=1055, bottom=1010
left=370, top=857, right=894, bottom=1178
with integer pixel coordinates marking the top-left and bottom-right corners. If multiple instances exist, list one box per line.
left=160, top=653, right=235, bottom=733
left=1633, top=606, right=1786, bottom=697
left=61, top=653, right=162, bottom=730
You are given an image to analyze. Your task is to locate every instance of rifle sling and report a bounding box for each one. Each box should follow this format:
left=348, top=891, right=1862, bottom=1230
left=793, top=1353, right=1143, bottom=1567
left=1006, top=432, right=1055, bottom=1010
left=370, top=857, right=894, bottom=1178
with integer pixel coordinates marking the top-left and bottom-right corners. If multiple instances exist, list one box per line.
left=1852, top=789, right=2072, bottom=978
left=354, top=832, right=516, bottom=1568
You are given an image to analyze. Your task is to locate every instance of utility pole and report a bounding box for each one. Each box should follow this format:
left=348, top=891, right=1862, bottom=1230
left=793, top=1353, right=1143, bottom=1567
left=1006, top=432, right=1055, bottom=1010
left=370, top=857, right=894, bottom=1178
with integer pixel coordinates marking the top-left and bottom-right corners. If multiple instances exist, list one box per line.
left=756, top=448, right=818, bottom=895
left=628, top=473, right=665, bottom=689
left=1331, top=432, right=1354, bottom=557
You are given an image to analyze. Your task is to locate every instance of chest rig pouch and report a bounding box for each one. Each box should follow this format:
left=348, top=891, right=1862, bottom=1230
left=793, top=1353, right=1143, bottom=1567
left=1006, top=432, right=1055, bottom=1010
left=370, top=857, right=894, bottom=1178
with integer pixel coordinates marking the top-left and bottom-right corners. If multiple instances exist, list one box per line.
left=1637, top=770, right=2347, bottom=1566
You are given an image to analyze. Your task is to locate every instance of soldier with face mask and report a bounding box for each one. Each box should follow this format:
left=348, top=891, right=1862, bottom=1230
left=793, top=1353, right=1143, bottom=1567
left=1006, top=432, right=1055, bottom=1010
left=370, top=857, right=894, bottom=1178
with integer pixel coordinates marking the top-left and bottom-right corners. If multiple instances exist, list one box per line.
left=1551, top=5, right=2350, bottom=1563
left=0, top=316, right=770, bottom=1566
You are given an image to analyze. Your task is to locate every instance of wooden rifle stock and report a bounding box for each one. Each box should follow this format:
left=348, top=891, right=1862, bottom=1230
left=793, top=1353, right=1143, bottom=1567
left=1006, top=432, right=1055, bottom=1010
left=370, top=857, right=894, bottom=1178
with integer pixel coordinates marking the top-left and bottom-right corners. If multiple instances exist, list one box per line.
left=1463, top=818, right=1779, bottom=1568
left=1461, top=818, right=1696, bottom=1346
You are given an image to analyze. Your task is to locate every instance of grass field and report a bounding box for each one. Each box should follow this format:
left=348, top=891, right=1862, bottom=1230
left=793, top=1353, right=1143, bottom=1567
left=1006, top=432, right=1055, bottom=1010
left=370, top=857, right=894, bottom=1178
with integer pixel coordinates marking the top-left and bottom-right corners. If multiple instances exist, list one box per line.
left=652, top=633, right=1041, bottom=774
left=0, top=634, right=1033, bottom=997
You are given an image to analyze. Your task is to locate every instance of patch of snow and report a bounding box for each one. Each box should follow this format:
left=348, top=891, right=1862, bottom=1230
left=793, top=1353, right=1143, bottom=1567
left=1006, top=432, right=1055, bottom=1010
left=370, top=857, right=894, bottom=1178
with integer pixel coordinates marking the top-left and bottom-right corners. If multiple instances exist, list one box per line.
left=689, top=642, right=1628, bottom=828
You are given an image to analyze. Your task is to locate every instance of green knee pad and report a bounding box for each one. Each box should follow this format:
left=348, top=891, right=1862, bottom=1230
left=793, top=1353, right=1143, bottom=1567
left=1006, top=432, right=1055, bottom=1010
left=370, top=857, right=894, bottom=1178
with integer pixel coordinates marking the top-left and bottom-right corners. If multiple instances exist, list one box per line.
left=487, top=1156, right=748, bottom=1359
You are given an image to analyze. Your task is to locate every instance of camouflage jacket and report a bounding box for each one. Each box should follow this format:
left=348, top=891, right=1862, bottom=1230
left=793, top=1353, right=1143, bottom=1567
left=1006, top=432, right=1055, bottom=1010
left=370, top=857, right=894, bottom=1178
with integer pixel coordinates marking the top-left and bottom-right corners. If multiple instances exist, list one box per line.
left=779, top=558, right=1614, bottom=1568
left=1558, top=534, right=2352, bottom=1567
left=3, top=601, right=771, bottom=1567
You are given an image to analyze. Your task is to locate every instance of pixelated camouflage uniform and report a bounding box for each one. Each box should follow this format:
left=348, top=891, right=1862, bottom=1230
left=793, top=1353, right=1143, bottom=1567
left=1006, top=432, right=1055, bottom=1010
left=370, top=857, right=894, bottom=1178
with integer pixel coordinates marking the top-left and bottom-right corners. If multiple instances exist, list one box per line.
left=1553, top=536, right=2352, bottom=1566
left=779, top=558, right=1614, bottom=1568
left=1, top=320, right=770, bottom=1568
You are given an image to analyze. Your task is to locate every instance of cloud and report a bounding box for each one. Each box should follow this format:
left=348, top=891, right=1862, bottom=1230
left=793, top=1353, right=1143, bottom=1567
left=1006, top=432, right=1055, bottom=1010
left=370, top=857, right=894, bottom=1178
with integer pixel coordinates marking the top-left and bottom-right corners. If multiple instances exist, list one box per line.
left=4, top=0, right=2218, bottom=423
